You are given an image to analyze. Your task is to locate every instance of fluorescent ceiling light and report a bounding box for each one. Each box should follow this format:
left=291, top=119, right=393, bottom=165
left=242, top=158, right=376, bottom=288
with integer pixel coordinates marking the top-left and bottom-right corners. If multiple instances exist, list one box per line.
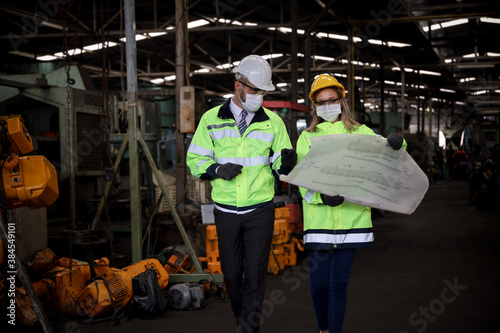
left=480, top=17, right=500, bottom=24
left=9, top=50, right=36, bottom=59
left=441, top=19, right=468, bottom=28
left=368, top=39, right=383, bottom=45
left=164, top=75, right=176, bottom=81
left=456, top=101, right=466, bottom=105
left=487, top=52, right=500, bottom=57
left=315, top=32, right=348, bottom=41
left=457, top=63, right=494, bottom=69
left=281, top=27, right=305, bottom=34
left=392, top=67, right=416, bottom=72
left=423, top=23, right=441, bottom=32
left=262, top=53, right=284, bottom=60
left=215, top=18, right=257, bottom=26
left=460, top=77, right=476, bottom=83
left=313, top=55, right=335, bottom=62
left=316, top=28, right=412, bottom=47
left=218, top=18, right=243, bottom=25
left=440, top=88, right=456, bottom=93
left=473, top=90, right=487, bottom=95
left=150, top=78, right=164, bottom=84
left=120, top=34, right=148, bottom=42
left=54, top=48, right=85, bottom=57
left=37, top=55, right=58, bottom=61
left=297, top=99, right=305, bottom=104
left=83, top=41, right=118, bottom=51
left=463, top=53, right=478, bottom=58
left=419, top=70, right=441, bottom=76
left=277, top=83, right=288, bottom=87
left=394, top=67, right=439, bottom=77
left=40, top=21, right=64, bottom=30
left=223, top=94, right=234, bottom=98
left=194, top=68, right=210, bottom=73
left=387, top=41, right=412, bottom=48
left=423, top=18, right=468, bottom=32
left=148, top=32, right=167, bottom=37
left=187, top=19, right=210, bottom=29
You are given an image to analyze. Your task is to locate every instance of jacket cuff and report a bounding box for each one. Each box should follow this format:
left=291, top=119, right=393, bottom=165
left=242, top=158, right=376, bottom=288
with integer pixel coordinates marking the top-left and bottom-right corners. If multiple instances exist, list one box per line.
left=203, top=163, right=220, bottom=180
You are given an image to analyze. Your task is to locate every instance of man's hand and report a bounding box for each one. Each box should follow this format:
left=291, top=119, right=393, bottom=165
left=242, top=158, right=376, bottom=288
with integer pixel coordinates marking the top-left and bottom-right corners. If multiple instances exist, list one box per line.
left=320, top=194, right=345, bottom=207
left=279, top=148, right=297, bottom=175
left=216, top=163, right=243, bottom=180
left=387, top=133, right=404, bottom=150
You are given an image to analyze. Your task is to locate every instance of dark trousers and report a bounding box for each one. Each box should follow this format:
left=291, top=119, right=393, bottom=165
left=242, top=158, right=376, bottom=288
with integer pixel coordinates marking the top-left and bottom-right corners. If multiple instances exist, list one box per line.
left=214, top=202, right=275, bottom=333
left=308, top=249, right=356, bottom=333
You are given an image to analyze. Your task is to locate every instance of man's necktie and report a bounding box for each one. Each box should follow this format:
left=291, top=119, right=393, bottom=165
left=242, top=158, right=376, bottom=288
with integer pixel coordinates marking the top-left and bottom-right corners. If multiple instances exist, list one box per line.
left=238, top=109, right=248, bottom=136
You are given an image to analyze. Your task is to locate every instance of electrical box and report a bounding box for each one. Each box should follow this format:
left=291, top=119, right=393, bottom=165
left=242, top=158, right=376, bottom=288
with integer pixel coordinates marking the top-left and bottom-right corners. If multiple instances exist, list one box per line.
left=180, top=86, right=195, bottom=133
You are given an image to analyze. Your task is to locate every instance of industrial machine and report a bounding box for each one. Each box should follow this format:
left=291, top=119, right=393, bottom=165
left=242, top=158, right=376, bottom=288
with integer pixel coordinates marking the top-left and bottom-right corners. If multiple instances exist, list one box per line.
left=0, top=115, right=60, bottom=330
left=14, top=250, right=169, bottom=324
left=0, top=115, right=59, bottom=210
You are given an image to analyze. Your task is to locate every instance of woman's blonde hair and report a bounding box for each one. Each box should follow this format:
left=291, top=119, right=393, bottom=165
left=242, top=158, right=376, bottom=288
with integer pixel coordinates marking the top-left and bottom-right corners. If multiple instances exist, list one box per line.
left=304, top=86, right=360, bottom=133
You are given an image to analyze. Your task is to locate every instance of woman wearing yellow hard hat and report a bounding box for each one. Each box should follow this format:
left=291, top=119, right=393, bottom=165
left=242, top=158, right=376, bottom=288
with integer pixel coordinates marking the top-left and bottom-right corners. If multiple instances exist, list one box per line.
left=297, top=73, right=405, bottom=333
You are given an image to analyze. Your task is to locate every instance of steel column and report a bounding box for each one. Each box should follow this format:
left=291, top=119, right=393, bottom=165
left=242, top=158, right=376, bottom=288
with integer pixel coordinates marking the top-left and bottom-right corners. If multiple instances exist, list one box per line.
left=124, top=0, right=142, bottom=262
left=175, top=0, right=186, bottom=214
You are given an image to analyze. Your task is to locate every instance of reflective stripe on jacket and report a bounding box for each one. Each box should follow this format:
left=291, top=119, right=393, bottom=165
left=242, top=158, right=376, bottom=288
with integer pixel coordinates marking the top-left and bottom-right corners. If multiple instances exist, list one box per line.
left=297, top=121, right=382, bottom=250
left=186, top=99, right=292, bottom=211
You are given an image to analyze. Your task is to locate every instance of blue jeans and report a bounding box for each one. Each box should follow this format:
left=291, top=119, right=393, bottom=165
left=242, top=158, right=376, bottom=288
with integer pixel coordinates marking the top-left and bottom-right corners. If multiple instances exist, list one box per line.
left=308, top=249, right=356, bottom=333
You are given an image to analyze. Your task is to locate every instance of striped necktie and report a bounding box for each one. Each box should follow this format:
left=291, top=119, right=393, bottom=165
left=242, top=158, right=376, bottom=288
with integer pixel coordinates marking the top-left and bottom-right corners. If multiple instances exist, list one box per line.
left=238, top=109, right=248, bottom=136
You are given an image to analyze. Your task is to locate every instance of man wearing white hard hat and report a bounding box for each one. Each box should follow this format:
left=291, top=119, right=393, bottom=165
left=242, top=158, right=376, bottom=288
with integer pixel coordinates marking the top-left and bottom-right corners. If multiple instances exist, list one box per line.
left=187, top=54, right=297, bottom=332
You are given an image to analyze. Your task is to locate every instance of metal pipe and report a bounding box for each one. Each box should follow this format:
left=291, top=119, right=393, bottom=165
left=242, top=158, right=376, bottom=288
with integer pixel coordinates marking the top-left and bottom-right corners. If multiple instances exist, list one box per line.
left=290, top=0, right=298, bottom=146
left=401, top=59, right=406, bottom=135
left=348, top=27, right=354, bottom=113
left=175, top=0, right=186, bottom=214
left=302, top=0, right=337, bottom=106
left=428, top=95, right=433, bottom=139
left=124, top=0, right=142, bottom=262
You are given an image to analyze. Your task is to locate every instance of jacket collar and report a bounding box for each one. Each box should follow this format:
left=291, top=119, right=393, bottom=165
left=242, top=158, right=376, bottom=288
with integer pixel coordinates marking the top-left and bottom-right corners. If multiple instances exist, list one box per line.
left=218, top=98, right=270, bottom=124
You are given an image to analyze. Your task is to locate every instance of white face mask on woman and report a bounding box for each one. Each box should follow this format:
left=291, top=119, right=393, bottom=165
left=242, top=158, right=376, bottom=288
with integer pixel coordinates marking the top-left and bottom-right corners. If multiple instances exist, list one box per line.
left=316, top=103, right=342, bottom=122
left=238, top=89, right=263, bottom=112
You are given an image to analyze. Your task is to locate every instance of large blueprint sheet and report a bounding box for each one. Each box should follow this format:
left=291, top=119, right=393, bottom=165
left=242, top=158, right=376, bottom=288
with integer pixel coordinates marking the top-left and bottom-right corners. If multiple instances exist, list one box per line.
left=280, top=134, right=429, bottom=215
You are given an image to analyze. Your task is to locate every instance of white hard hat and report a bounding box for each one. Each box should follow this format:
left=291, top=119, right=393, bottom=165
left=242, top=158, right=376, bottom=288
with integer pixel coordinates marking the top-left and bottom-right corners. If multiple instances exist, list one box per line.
left=233, top=54, right=275, bottom=91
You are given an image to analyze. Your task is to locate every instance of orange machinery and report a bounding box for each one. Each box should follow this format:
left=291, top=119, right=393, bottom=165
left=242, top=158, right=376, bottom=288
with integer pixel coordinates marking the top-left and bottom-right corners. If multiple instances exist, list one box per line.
left=14, top=248, right=169, bottom=324
left=0, top=116, right=59, bottom=210
left=0, top=116, right=60, bottom=329
left=203, top=206, right=303, bottom=276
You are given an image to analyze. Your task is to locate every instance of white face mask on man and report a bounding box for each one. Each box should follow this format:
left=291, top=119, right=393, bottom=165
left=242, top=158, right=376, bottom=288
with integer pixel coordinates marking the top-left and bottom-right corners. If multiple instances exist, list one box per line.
left=238, top=89, right=263, bottom=112
left=316, top=103, right=342, bottom=122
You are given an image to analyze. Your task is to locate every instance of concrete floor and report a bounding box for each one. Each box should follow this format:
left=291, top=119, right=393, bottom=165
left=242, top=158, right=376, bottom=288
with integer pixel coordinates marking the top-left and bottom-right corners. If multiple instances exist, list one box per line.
left=24, top=180, right=500, bottom=332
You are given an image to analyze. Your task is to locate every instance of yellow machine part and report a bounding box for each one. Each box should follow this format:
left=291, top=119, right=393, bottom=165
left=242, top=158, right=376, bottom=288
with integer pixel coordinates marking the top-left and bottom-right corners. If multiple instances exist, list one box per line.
left=77, top=258, right=169, bottom=318
left=1, top=155, right=59, bottom=210
left=17, top=256, right=169, bottom=319
left=205, top=224, right=222, bottom=274
left=0, top=116, right=33, bottom=155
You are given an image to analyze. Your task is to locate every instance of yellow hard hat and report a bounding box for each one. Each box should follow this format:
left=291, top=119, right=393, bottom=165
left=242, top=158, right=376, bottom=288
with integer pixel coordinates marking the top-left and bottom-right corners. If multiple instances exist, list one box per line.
left=309, top=74, right=345, bottom=103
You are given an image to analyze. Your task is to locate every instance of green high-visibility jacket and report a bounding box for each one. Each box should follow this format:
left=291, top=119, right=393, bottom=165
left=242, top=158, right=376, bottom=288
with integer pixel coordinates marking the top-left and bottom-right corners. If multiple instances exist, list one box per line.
left=297, top=121, right=407, bottom=250
left=186, top=99, right=292, bottom=212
